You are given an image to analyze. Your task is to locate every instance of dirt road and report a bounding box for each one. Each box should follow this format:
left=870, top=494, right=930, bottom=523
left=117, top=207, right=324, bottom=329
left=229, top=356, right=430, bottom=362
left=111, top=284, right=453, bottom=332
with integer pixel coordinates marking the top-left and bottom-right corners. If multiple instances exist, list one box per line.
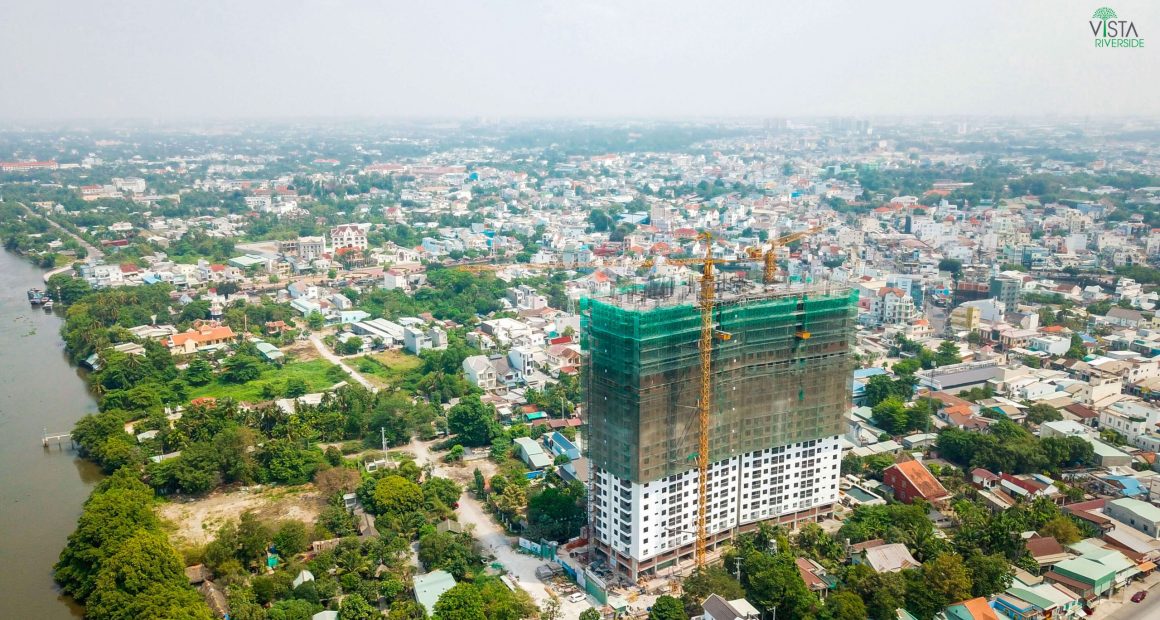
left=408, top=437, right=595, bottom=619
left=309, top=334, right=378, bottom=391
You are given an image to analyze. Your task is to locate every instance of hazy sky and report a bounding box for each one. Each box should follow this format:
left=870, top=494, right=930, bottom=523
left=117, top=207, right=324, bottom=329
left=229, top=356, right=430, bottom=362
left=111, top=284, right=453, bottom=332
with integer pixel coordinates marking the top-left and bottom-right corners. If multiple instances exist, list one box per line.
left=1, top=1, right=1157, bottom=120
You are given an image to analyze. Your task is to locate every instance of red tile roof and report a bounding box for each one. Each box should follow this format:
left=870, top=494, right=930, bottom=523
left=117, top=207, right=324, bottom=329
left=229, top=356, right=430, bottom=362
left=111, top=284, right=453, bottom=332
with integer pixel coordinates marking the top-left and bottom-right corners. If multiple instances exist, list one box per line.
left=971, top=468, right=999, bottom=481
left=1001, top=473, right=1047, bottom=495
left=889, top=460, right=950, bottom=502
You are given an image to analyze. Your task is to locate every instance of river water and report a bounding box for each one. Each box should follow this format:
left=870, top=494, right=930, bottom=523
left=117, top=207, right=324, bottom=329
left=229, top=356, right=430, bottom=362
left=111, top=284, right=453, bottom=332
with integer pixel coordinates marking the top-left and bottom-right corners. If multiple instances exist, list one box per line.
left=0, top=250, right=100, bottom=618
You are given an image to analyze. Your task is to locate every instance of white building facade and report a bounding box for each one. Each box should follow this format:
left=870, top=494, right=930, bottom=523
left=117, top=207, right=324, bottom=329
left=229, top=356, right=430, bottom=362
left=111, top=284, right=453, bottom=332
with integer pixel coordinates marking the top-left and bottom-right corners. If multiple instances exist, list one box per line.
left=590, top=435, right=842, bottom=579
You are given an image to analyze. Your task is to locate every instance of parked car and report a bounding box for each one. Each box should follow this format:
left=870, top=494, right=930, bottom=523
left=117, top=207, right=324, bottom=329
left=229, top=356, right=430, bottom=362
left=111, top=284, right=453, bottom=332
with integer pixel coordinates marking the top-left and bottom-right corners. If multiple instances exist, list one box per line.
left=568, top=592, right=586, bottom=604
left=1132, top=591, right=1147, bottom=603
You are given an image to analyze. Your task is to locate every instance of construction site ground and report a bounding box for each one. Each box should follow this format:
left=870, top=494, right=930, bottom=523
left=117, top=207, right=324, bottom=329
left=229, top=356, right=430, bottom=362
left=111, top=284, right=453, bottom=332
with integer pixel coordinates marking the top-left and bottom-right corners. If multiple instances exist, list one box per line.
left=158, top=483, right=326, bottom=548
left=402, top=437, right=655, bottom=619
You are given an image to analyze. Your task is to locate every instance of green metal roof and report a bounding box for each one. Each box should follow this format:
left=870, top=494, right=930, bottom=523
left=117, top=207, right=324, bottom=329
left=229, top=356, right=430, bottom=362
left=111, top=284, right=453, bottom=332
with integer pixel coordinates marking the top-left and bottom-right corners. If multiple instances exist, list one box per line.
left=1089, top=439, right=1131, bottom=459
left=414, top=569, right=456, bottom=616
left=1053, top=556, right=1117, bottom=582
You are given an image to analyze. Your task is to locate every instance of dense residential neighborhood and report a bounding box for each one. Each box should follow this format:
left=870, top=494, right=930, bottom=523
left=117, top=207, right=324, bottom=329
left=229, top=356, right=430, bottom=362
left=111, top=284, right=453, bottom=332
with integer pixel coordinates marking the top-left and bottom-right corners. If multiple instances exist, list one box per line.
left=4, top=116, right=1160, bottom=620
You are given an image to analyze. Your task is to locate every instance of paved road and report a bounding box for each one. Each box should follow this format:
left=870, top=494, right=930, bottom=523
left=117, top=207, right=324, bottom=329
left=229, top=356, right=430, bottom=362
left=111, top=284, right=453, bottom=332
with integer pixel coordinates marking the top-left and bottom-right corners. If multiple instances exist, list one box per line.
left=18, top=202, right=104, bottom=261
left=924, top=297, right=948, bottom=336
left=308, top=334, right=378, bottom=391
left=1100, top=575, right=1160, bottom=620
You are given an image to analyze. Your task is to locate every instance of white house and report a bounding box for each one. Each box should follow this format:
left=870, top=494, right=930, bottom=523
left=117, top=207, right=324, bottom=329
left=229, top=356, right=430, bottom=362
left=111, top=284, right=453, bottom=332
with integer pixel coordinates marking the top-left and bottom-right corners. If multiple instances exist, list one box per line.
left=869, top=287, right=917, bottom=326
left=508, top=345, right=539, bottom=378
left=462, top=355, right=497, bottom=390
left=330, top=224, right=369, bottom=251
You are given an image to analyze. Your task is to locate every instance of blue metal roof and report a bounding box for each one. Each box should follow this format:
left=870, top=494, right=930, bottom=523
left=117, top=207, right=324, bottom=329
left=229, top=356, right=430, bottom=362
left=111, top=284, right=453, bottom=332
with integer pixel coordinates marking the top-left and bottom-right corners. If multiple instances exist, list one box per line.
left=1103, top=475, right=1147, bottom=497
left=854, top=367, right=889, bottom=379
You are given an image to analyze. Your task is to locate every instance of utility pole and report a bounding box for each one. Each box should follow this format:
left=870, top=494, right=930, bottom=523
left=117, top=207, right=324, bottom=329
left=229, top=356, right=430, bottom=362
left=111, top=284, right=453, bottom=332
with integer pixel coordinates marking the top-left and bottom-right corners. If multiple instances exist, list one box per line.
left=734, top=556, right=742, bottom=582
left=381, top=427, right=388, bottom=465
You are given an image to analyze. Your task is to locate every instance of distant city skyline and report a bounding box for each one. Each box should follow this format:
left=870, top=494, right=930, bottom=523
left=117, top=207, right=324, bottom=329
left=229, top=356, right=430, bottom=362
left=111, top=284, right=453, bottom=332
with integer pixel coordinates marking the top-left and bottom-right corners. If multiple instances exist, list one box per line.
left=2, top=1, right=1157, bottom=120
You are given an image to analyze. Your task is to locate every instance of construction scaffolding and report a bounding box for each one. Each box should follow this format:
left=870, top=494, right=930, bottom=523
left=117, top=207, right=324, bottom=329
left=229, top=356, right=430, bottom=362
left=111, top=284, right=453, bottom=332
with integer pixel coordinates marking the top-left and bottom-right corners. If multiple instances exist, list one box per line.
left=583, top=282, right=857, bottom=484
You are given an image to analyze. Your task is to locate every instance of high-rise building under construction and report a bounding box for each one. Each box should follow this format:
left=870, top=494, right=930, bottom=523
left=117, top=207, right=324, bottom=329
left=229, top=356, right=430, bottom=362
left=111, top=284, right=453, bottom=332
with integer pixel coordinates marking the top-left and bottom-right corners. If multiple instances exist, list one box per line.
left=582, top=280, right=857, bottom=580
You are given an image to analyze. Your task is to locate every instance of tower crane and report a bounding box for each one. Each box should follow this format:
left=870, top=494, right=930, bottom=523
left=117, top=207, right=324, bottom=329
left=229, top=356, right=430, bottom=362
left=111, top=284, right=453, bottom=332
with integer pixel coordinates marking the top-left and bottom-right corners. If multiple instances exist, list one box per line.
left=658, top=228, right=823, bottom=568
left=452, top=227, right=824, bottom=570
left=745, top=225, right=826, bottom=285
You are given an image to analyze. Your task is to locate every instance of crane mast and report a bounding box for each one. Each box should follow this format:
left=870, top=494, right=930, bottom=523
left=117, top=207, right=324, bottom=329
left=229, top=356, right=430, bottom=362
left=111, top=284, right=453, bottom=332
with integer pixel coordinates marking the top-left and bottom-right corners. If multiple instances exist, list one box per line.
left=454, top=226, right=824, bottom=571
left=695, top=233, right=715, bottom=568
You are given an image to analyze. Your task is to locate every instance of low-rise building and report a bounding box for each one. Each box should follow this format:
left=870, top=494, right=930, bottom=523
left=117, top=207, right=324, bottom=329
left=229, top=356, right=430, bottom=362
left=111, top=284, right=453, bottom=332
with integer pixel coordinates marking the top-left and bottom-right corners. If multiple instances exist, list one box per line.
left=883, top=460, right=950, bottom=505
left=513, top=436, right=552, bottom=470
left=702, top=594, right=760, bottom=620
left=165, top=324, right=237, bottom=354
left=462, top=355, right=497, bottom=390
left=413, top=570, right=457, bottom=618
left=856, top=542, right=921, bottom=573
left=1105, top=498, right=1160, bottom=538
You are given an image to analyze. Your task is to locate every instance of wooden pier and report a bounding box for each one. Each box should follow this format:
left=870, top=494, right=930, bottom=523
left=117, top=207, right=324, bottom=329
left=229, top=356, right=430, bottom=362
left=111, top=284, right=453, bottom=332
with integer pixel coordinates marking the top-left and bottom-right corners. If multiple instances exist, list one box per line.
left=42, top=428, right=75, bottom=448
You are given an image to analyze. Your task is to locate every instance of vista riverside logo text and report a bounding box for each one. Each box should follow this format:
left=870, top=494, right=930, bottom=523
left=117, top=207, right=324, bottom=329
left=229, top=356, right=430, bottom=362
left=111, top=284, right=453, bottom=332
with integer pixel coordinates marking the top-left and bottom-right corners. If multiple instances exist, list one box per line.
left=1090, top=7, right=1143, bottom=48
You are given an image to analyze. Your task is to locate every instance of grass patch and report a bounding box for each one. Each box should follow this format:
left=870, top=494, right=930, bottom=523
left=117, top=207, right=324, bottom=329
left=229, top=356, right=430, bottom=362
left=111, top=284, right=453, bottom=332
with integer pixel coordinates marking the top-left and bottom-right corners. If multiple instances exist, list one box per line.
left=357, top=350, right=424, bottom=387
left=188, top=359, right=341, bottom=402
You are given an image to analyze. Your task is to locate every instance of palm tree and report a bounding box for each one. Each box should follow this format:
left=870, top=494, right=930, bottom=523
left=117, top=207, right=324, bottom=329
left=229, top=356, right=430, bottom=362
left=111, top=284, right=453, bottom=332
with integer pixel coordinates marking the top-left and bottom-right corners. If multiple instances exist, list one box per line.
left=1093, top=7, right=1117, bottom=37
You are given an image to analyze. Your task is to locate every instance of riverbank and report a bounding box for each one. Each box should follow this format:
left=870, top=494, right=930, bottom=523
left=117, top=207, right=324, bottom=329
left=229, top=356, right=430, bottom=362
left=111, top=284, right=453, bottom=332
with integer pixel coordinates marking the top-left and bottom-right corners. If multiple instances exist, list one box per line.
left=0, top=250, right=101, bottom=619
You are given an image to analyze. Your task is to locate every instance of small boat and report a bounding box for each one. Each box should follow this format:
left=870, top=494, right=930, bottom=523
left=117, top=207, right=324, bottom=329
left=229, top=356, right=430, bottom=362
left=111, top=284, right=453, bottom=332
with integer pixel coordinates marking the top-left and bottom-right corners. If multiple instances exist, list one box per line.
left=27, top=289, right=44, bottom=305
left=43, top=299, right=54, bottom=311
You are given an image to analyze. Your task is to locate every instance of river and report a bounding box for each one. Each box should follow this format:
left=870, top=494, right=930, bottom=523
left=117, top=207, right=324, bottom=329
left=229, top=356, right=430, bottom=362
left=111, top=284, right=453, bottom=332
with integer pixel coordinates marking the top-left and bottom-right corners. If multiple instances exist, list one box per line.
left=0, top=250, right=101, bottom=618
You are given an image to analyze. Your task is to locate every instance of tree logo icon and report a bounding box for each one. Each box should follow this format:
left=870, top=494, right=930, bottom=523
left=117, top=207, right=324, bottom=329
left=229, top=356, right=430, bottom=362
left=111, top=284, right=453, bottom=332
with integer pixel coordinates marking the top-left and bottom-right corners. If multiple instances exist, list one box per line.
left=1088, top=7, right=1143, bottom=48
left=1092, top=7, right=1117, bottom=38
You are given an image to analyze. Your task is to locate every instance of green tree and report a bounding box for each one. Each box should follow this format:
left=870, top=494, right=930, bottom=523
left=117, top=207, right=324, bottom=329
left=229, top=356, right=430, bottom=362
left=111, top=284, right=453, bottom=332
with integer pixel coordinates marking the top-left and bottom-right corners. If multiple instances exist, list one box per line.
left=339, top=337, right=363, bottom=355
left=418, top=531, right=478, bottom=579
left=871, top=397, right=908, bottom=435
left=906, top=553, right=972, bottom=620
left=447, top=395, right=498, bottom=446
left=214, top=426, right=258, bottom=485
left=222, top=355, right=262, bottom=384
left=268, top=599, right=322, bottom=620
left=373, top=475, right=425, bottom=516
left=935, top=340, right=962, bottom=366
left=258, top=439, right=324, bottom=485
left=185, top=358, right=214, bottom=386
left=649, top=595, right=686, bottom=620
left=822, top=590, right=868, bottom=620
left=905, top=398, right=935, bottom=433
left=339, top=593, right=378, bottom=620
left=54, top=481, right=163, bottom=602
left=892, top=358, right=921, bottom=377
left=1038, top=515, right=1081, bottom=544
left=434, top=582, right=486, bottom=620
left=473, top=468, right=486, bottom=496
left=938, top=258, right=963, bottom=278
left=847, top=564, right=906, bottom=620
left=285, top=377, right=309, bottom=398
left=739, top=548, right=819, bottom=620
left=864, top=374, right=915, bottom=407
left=681, top=567, right=746, bottom=617
left=273, top=520, right=309, bottom=557
left=580, top=609, right=602, bottom=620
left=477, top=575, right=536, bottom=620
left=307, top=311, right=325, bottom=330
left=1066, top=333, right=1087, bottom=360
left=964, top=550, right=1014, bottom=597
left=1025, top=403, right=1062, bottom=425
left=237, top=511, right=272, bottom=566
left=526, top=485, right=586, bottom=542
left=423, top=476, right=463, bottom=508
left=540, top=594, right=563, bottom=620
left=86, top=530, right=211, bottom=620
